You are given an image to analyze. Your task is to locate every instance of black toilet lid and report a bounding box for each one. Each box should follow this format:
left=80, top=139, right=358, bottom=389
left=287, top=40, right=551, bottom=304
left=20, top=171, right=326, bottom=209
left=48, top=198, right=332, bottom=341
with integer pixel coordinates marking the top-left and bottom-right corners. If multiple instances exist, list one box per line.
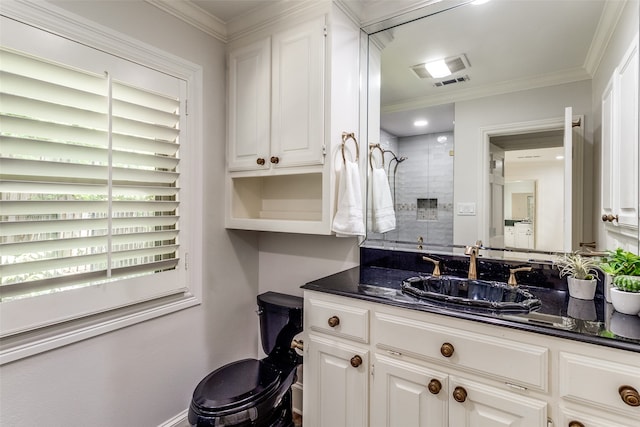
left=191, top=358, right=282, bottom=414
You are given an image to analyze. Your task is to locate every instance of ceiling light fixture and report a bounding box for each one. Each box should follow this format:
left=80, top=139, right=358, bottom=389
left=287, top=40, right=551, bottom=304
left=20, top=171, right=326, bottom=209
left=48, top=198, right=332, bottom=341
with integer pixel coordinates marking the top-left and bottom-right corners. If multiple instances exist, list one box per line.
left=437, top=135, right=448, bottom=143
left=424, top=59, right=451, bottom=78
left=414, top=119, right=428, bottom=127
left=556, top=155, right=565, bottom=160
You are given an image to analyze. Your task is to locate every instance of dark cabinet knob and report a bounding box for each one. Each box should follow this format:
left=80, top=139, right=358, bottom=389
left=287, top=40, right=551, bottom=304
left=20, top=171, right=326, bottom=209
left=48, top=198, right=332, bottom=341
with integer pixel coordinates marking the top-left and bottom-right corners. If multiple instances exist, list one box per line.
left=568, top=421, right=585, bottom=427
left=428, top=379, right=442, bottom=395
left=440, top=342, right=455, bottom=358
left=256, top=158, right=266, bottom=165
left=452, top=386, right=467, bottom=403
left=270, top=156, right=280, bottom=164
left=350, top=355, right=362, bottom=368
left=619, top=385, right=640, bottom=407
left=327, top=316, right=340, bottom=327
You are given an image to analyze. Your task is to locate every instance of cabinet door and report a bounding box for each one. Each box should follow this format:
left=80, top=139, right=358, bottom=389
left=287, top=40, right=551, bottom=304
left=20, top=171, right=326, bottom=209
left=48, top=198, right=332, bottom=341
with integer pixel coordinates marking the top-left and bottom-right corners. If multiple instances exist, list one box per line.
left=601, top=34, right=638, bottom=235
left=371, top=354, right=448, bottom=427
left=271, top=16, right=325, bottom=168
left=504, top=226, right=515, bottom=247
left=227, top=38, right=271, bottom=171
left=614, top=34, right=638, bottom=229
left=448, top=376, right=547, bottom=427
left=304, top=334, right=368, bottom=427
left=560, top=407, right=635, bottom=427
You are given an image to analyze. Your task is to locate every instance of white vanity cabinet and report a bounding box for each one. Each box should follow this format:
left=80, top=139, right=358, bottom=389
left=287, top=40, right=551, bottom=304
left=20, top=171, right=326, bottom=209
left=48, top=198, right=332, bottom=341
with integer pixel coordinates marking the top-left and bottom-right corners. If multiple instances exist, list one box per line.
left=303, top=290, right=640, bottom=427
left=225, top=6, right=361, bottom=234
left=304, top=293, right=370, bottom=427
left=371, top=355, right=546, bottom=427
left=514, top=222, right=534, bottom=249
left=557, top=351, right=640, bottom=427
left=505, top=225, right=516, bottom=247
left=372, top=307, right=548, bottom=427
left=371, top=354, right=448, bottom=427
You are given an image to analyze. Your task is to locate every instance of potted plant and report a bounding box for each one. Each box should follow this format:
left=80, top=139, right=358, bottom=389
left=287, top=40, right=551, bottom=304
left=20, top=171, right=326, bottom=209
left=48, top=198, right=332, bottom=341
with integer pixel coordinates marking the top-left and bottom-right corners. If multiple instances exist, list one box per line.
left=554, top=252, right=601, bottom=300
left=600, top=248, right=640, bottom=315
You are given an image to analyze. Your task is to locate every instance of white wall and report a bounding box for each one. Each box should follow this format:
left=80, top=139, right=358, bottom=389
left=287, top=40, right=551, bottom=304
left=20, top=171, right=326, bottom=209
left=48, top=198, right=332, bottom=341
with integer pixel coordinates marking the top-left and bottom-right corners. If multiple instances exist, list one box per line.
left=258, top=234, right=360, bottom=297
left=0, top=2, right=261, bottom=426
left=453, top=79, right=593, bottom=246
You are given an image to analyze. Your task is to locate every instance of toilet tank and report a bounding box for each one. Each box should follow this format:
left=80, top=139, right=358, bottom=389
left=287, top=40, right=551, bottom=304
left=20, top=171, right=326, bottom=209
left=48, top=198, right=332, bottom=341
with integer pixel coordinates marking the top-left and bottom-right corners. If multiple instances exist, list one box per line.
left=257, top=292, right=303, bottom=356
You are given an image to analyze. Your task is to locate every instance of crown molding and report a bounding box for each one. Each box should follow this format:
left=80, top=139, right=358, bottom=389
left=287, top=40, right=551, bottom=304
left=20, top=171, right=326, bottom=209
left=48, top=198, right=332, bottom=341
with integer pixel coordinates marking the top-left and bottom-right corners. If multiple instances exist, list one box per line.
left=382, top=67, right=592, bottom=113
left=225, top=0, right=328, bottom=43
left=145, top=0, right=227, bottom=42
left=584, top=0, right=627, bottom=76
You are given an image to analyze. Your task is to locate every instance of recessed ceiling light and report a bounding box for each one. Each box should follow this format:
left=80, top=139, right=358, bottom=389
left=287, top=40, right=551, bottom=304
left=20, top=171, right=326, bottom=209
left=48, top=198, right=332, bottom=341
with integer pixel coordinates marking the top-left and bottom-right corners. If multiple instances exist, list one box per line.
left=414, top=119, right=428, bottom=127
left=437, top=135, right=448, bottom=143
left=424, top=59, right=451, bottom=78
left=556, top=155, right=564, bottom=160
left=472, top=0, right=491, bottom=5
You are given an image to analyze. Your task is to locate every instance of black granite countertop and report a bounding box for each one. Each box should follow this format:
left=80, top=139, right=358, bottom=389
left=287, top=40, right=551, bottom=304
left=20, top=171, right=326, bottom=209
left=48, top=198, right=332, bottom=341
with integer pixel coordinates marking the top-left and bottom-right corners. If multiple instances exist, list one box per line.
left=302, top=264, right=640, bottom=353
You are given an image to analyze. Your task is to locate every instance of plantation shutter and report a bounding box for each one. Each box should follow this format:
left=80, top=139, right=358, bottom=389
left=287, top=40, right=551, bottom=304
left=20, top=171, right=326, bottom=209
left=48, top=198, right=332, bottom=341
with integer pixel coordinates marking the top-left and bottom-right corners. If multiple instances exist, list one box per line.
left=0, top=30, right=185, bottom=336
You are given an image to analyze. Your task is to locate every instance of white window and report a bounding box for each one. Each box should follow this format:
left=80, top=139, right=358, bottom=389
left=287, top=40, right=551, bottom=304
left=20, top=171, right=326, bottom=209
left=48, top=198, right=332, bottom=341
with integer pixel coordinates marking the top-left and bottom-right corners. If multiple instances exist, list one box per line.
left=0, top=5, right=202, bottom=362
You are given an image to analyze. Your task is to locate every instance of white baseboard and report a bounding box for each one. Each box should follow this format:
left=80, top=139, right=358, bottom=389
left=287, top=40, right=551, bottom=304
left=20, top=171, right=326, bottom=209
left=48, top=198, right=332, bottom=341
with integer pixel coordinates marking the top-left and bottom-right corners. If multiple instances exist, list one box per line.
left=158, top=409, right=189, bottom=427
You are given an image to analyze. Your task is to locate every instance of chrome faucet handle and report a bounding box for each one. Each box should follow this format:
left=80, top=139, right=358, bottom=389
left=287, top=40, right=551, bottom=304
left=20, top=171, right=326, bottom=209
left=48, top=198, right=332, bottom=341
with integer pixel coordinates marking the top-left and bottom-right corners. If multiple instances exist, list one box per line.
left=508, top=267, right=533, bottom=286
left=422, top=256, right=441, bottom=277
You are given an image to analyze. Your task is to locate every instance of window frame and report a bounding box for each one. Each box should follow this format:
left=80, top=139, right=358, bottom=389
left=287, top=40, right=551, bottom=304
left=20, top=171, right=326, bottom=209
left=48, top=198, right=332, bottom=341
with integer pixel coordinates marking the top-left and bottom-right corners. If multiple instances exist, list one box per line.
left=0, top=0, right=203, bottom=365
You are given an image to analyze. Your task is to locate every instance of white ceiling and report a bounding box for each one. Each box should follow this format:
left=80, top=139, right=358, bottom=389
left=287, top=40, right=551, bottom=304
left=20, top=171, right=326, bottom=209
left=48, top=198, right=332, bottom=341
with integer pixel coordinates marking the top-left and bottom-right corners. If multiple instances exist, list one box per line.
left=377, top=0, right=610, bottom=137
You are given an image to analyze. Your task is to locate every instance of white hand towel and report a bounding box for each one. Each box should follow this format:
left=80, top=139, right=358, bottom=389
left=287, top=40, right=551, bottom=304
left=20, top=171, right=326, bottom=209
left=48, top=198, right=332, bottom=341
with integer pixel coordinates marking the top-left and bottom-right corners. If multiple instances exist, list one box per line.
left=370, top=167, right=396, bottom=233
left=332, top=160, right=365, bottom=237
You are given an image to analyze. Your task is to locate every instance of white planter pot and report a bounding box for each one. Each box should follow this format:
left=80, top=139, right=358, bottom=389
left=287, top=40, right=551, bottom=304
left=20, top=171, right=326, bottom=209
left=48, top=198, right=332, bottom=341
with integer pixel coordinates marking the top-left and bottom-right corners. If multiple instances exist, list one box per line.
left=609, top=311, right=640, bottom=339
left=567, top=277, right=597, bottom=300
left=567, top=297, right=597, bottom=320
left=604, top=273, right=614, bottom=302
left=610, top=288, right=640, bottom=315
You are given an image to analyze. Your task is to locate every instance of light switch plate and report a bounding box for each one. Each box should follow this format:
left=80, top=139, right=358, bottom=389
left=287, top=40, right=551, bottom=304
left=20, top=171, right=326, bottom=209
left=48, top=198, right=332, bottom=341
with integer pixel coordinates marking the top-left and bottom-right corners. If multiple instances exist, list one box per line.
left=457, top=202, right=476, bottom=216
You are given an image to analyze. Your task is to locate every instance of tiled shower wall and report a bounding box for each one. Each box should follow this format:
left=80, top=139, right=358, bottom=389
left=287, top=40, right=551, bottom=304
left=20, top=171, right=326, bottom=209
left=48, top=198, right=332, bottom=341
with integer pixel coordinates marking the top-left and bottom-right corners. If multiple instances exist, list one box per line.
left=397, top=132, right=454, bottom=245
left=369, top=130, right=454, bottom=246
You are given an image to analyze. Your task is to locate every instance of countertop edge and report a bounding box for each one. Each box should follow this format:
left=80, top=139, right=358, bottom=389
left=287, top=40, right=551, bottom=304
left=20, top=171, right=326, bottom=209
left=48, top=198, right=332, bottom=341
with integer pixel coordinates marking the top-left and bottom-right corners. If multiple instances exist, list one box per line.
left=302, top=267, right=640, bottom=354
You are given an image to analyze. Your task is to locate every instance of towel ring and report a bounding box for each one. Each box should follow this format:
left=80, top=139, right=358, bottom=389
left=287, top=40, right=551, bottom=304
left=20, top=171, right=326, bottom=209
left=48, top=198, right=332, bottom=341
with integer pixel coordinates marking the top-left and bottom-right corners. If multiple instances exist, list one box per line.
left=369, top=143, right=385, bottom=169
left=341, top=132, right=359, bottom=164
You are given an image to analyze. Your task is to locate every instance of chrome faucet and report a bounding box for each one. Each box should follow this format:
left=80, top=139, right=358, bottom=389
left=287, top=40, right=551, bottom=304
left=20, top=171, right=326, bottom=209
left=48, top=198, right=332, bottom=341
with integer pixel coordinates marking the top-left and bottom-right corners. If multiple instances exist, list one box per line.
left=464, top=241, right=483, bottom=279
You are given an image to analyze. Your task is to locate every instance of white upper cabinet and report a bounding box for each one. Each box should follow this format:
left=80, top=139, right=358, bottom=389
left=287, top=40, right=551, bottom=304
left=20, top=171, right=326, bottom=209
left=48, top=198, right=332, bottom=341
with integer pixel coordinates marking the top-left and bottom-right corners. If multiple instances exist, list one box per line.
left=227, top=17, right=326, bottom=172
left=601, top=34, right=639, bottom=236
left=270, top=17, right=326, bottom=169
left=227, top=38, right=271, bottom=171
left=225, top=6, right=361, bottom=234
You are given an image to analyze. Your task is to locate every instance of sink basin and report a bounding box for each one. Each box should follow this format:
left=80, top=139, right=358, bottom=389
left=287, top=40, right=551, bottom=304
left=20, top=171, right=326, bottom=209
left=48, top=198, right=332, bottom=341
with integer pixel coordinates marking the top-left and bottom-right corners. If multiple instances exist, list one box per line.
left=401, top=275, right=541, bottom=313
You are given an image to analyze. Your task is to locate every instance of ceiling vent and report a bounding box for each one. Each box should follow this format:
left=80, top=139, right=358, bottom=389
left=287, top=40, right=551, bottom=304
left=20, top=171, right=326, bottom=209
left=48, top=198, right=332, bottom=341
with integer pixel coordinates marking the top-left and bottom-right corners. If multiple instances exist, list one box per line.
left=410, top=54, right=471, bottom=80
left=433, top=75, right=470, bottom=87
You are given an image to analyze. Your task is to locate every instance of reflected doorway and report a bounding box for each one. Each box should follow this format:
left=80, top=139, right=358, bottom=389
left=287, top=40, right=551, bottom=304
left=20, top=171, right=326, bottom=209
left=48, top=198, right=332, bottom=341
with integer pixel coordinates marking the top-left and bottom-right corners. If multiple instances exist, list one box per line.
left=490, top=131, right=565, bottom=251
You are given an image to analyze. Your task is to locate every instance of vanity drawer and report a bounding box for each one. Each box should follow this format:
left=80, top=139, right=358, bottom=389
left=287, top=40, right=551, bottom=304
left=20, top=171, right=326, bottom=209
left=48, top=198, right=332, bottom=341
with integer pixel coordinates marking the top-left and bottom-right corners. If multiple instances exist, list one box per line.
left=374, top=311, right=548, bottom=391
left=305, top=294, right=369, bottom=343
left=559, top=351, right=640, bottom=415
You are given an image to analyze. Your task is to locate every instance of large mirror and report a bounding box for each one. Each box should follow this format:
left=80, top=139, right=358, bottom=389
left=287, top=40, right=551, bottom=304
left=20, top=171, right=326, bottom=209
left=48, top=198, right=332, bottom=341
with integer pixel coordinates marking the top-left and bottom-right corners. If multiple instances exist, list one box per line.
left=365, top=0, right=639, bottom=254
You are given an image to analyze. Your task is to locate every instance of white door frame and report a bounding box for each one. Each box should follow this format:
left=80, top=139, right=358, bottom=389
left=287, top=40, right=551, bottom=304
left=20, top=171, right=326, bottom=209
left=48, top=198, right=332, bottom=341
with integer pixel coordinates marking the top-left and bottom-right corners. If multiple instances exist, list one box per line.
left=478, top=115, right=584, bottom=252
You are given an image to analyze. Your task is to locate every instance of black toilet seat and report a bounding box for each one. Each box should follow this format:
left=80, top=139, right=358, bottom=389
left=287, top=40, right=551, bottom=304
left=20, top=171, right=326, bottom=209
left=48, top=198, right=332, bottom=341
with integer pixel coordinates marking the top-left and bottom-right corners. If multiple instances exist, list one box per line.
left=191, top=358, right=283, bottom=417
